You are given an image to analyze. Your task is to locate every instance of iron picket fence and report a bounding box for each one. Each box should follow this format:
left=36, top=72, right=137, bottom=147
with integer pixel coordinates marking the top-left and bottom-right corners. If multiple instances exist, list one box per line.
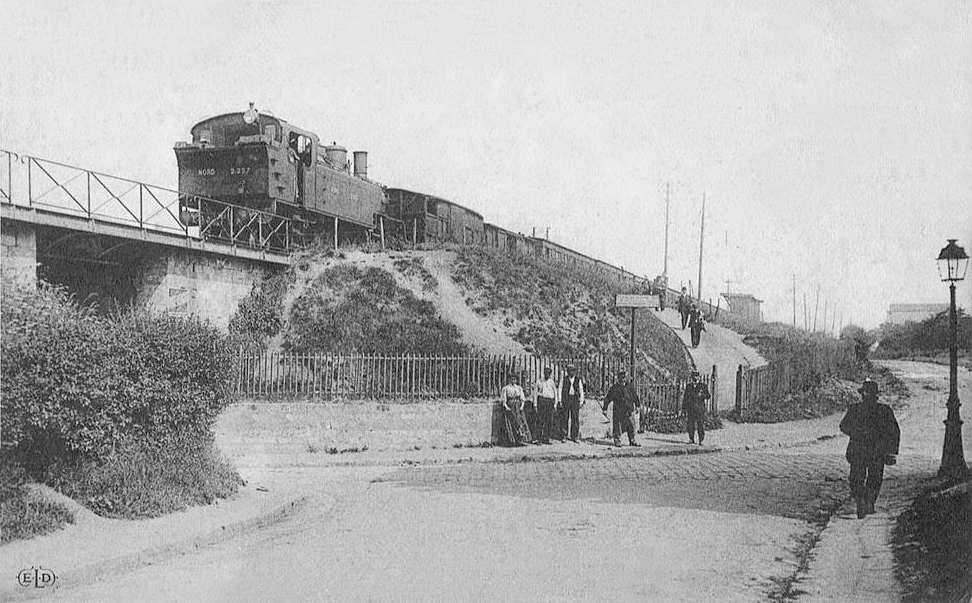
left=236, top=351, right=717, bottom=415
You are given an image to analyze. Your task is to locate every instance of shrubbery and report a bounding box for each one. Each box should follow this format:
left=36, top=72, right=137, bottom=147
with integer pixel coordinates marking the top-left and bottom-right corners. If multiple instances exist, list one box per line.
left=1, top=283, right=239, bottom=535
left=873, top=309, right=971, bottom=359
left=228, top=269, right=293, bottom=352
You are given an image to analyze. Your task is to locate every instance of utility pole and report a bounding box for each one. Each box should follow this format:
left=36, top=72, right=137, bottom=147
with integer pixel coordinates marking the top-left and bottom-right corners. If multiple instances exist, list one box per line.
left=697, top=192, right=706, bottom=301
left=812, top=285, right=820, bottom=332
left=791, top=274, right=797, bottom=328
left=803, top=292, right=808, bottom=331
left=822, top=300, right=828, bottom=335
left=663, top=182, right=670, bottom=284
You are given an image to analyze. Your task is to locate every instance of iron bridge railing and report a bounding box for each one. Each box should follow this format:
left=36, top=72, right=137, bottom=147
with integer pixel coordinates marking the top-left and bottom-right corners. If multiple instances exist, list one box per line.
left=0, top=149, right=291, bottom=252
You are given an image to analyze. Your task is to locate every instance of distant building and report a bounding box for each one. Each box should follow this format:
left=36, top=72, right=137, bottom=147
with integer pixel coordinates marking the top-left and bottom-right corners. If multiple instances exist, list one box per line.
left=886, top=303, right=949, bottom=325
left=722, top=293, right=763, bottom=322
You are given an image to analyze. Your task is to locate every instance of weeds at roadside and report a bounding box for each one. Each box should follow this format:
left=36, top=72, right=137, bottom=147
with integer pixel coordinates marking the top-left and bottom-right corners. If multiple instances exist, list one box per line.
left=0, top=461, right=74, bottom=544
left=45, top=437, right=240, bottom=519
left=893, top=479, right=972, bottom=602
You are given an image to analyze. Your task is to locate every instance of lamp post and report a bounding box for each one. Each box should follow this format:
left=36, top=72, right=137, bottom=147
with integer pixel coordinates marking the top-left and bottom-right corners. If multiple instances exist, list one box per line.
left=936, top=239, right=970, bottom=480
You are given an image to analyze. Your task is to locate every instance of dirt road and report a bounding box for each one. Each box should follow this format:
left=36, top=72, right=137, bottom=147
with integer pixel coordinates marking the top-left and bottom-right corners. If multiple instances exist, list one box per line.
left=35, top=360, right=967, bottom=603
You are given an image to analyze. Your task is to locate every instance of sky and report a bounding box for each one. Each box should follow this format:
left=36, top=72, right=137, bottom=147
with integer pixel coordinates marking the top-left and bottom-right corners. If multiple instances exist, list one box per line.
left=1, top=0, right=970, bottom=328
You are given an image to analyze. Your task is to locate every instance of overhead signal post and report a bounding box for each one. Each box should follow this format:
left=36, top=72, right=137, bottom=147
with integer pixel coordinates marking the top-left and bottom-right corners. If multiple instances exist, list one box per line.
left=615, top=294, right=660, bottom=379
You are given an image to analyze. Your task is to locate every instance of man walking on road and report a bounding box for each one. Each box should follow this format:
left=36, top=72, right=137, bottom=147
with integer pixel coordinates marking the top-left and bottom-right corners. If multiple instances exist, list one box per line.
left=677, top=287, right=691, bottom=329
left=839, top=379, right=900, bottom=518
left=682, top=371, right=711, bottom=445
left=534, top=367, right=558, bottom=444
left=603, top=371, right=641, bottom=447
left=559, top=365, right=585, bottom=442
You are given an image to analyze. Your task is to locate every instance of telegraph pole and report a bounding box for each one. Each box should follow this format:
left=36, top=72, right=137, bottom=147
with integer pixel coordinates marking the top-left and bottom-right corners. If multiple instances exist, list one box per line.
left=663, top=182, right=670, bottom=284
left=803, top=293, right=809, bottom=331
left=812, top=285, right=820, bottom=332
left=697, top=192, right=706, bottom=300
left=822, top=300, right=828, bottom=335
left=791, top=274, right=797, bottom=328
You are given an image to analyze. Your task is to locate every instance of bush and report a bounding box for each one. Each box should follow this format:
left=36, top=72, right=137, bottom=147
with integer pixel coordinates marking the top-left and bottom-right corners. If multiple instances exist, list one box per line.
left=873, top=309, right=971, bottom=359
left=2, top=284, right=234, bottom=474
left=1, top=283, right=238, bottom=526
left=228, top=270, right=293, bottom=351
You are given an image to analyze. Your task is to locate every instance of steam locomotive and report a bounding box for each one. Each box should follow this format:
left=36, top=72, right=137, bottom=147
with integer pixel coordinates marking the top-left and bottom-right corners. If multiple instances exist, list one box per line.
left=175, top=104, right=390, bottom=246
left=175, top=105, right=650, bottom=288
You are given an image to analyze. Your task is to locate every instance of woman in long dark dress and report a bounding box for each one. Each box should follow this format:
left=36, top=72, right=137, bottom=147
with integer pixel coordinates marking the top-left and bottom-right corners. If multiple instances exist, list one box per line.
left=500, top=374, right=532, bottom=446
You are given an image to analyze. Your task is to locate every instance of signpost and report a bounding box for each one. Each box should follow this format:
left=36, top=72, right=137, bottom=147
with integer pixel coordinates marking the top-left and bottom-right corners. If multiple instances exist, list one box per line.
left=615, top=294, right=659, bottom=379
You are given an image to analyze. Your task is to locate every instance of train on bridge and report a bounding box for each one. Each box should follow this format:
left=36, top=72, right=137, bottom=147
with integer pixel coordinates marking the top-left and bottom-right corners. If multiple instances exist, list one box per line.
left=175, top=104, right=654, bottom=289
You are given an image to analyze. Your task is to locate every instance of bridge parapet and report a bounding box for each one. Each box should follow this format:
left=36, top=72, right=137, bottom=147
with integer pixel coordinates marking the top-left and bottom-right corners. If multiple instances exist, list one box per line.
left=1, top=149, right=293, bottom=257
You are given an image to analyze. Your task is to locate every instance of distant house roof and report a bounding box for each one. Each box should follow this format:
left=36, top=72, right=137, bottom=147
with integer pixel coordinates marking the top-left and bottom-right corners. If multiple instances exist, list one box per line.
left=722, top=293, right=763, bottom=303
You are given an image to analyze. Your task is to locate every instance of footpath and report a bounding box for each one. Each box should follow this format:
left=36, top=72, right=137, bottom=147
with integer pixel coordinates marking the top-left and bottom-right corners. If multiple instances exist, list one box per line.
left=654, top=306, right=766, bottom=410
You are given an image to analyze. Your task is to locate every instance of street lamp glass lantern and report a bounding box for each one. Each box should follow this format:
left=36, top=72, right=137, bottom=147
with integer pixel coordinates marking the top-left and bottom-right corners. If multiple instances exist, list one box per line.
left=937, top=239, right=969, bottom=282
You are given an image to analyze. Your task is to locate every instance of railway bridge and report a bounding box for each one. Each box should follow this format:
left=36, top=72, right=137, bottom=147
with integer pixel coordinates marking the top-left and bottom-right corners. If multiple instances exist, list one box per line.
left=0, top=150, right=292, bottom=329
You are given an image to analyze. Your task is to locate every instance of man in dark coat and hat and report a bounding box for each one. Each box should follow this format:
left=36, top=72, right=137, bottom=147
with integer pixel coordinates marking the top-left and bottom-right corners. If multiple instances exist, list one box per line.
left=603, top=371, right=641, bottom=448
left=677, top=287, right=691, bottom=330
left=839, top=379, right=900, bottom=518
left=682, top=370, right=711, bottom=445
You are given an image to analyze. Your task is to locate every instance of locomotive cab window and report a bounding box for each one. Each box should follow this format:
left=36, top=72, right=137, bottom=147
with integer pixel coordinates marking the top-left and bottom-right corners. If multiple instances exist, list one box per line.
left=289, top=133, right=314, bottom=167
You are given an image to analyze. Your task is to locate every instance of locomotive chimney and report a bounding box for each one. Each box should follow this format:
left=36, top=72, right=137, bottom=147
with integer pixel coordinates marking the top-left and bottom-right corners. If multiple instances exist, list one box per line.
left=353, top=151, right=368, bottom=179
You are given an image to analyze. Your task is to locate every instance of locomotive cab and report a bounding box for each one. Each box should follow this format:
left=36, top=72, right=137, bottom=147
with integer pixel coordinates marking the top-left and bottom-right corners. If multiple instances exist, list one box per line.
left=174, top=107, right=318, bottom=214
left=175, top=104, right=389, bottom=247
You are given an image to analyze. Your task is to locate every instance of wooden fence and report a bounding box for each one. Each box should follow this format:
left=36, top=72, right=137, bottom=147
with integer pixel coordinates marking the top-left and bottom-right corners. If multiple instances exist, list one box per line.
left=236, top=352, right=716, bottom=415
left=734, top=344, right=855, bottom=413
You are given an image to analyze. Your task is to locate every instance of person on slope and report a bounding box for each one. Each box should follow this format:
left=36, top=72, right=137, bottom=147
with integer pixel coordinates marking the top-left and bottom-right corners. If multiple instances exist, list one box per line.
left=688, top=305, right=706, bottom=348
left=677, top=287, right=691, bottom=329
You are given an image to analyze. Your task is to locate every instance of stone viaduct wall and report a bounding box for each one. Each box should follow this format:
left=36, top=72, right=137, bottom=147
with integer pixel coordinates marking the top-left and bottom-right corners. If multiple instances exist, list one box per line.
left=0, top=220, right=274, bottom=331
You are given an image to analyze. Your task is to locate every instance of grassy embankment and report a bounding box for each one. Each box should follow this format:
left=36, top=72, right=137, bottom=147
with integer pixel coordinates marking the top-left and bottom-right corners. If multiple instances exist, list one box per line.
left=451, top=246, right=690, bottom=380
left=231, top=248, right=469, bottom=355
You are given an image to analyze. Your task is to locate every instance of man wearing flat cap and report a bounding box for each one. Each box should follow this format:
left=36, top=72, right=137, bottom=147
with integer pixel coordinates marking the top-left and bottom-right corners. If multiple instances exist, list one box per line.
left=839, top=379, right=900, bottom=518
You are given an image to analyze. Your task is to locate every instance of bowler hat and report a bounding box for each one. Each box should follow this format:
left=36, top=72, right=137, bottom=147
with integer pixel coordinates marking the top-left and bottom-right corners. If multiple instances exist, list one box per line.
left=858, top=379, right=879, bottom=396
